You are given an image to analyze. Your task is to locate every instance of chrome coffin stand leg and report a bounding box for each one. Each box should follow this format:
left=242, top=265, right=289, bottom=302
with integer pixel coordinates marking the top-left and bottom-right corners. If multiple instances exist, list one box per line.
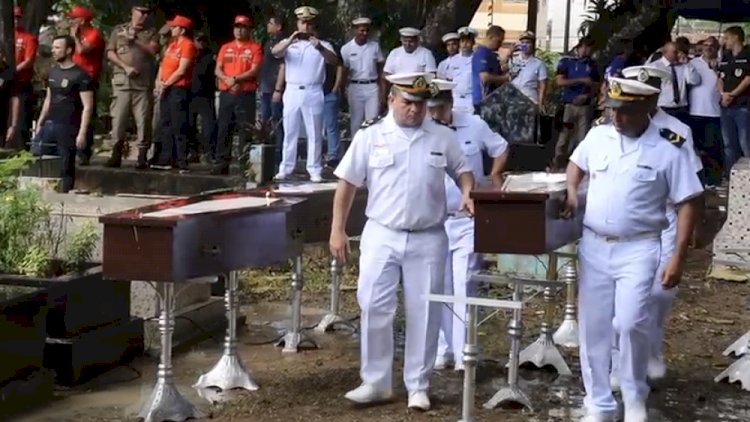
left=484, top=281, right=533, bottom=411
left=315, top=258, right=356, bottom=333
left=518, top=253, right=571, bottom=375
left=553, top=262, right=580, bottom=348
left=194, top=271, right=259, bottom=391
left=276, top=256, right=318, bottom=353
left=723, top=331, right=750, bottom=358
left=715, top=333, right=750, bottom=390
left=458, top=304, right=479, bottom=422
left=139, top=282, right=203, bottom=422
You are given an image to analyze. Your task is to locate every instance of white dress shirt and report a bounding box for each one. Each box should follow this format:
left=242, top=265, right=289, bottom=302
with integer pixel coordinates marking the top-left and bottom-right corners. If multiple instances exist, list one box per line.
left=383, top=46, right=437, bottom=75
left=651, top=57, right=701, bottom=108
left=280, top=39, right=335, bottom=85
left=689, top=56, right=721, bottom=118
left=341, top=39, right=384, bottom=81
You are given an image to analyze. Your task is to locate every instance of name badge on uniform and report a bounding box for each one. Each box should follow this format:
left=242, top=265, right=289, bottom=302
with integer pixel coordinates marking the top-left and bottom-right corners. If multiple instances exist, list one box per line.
left=61, top=79, right=69, bottom=88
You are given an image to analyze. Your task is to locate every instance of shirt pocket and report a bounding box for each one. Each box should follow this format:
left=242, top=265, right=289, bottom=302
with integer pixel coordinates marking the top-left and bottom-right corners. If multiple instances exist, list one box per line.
left=461, top=142, right=481, bottom=157
left=590, top=154, right=609, bottom=173
left=633, top=167, right=657, bottom=183
left=369, top=152, right=394, bottom=168
left=426, top=154, right=447, bottom=168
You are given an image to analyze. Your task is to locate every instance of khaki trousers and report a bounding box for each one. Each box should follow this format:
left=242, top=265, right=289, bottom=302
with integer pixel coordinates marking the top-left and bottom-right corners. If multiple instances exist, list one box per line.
left=554, top=103, right=593, bottom=160
left=110, top=89, right=153, bottom=150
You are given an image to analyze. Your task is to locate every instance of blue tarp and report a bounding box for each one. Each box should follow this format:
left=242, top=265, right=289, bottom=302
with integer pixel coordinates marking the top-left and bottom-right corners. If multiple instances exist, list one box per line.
left=673, top=0, right=750, bottom=23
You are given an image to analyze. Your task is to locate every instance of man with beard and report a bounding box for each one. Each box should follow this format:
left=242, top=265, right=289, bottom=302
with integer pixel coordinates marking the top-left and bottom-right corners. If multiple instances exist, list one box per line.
left=34, top=35, right=94, bottom=193
left=450, top=27, right=477, bottom=113
left=330, top=72, right=474, bottom=411
left=564, top=77, right=702, bottom=422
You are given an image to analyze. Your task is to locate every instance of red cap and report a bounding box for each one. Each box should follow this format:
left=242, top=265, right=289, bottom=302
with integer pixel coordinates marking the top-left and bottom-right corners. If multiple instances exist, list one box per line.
left=14, top=6, right=23, bottom=17
left=233, top=15, right=252, bottom=27
left=168, top=15, right=193, bottom=30
left=68, top=5, right=95, bottom=21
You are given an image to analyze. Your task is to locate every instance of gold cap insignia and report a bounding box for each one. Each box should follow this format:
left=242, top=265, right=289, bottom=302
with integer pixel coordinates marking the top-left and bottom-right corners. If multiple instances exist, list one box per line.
left=428, top=82, right=440, bottom=97
left=610, top=81, right=622, bottom=96
left=413, top=76, right=428, bottom=90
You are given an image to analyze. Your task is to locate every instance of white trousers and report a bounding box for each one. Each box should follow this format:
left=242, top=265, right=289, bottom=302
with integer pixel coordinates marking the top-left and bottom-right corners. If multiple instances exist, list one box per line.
left=347, top=83, right=380, bottom=138
left=612, top=207, right=678, bottom=370
left=357, top=219, right=447, bottom=393
left=437, top=217, right=482, bottom=364
left=280, top=83, right=324, bottom=177
left=578, top=230, right=660, bottom=414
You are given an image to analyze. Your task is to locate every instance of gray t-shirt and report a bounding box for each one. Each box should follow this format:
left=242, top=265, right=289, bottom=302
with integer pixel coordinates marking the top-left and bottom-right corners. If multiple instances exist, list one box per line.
left=260, top=34, right=284, bottom=94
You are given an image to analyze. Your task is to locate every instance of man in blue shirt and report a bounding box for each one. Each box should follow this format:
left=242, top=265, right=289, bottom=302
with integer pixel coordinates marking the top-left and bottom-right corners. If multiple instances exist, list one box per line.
left=552, top=36, right=599, bottom=168
left=472, top=25, right=508, bottom=114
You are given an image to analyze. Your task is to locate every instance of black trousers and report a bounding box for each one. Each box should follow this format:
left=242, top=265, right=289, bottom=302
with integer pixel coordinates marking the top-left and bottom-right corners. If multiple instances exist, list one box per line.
left=215, top=90, right=256, bottom=166
left=35, top=121, right=77, bottom=192
left=16, top=83, right=34, bottom=150
left=188, top=94, right=216, bottom=158
left=156, top=87, right=190, bottom=165
left=688, top=115, right=724, bottom=186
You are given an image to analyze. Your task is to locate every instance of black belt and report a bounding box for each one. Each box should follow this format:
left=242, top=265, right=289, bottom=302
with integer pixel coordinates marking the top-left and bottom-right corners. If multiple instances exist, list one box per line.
left=350, top=79, right=378, bottom=85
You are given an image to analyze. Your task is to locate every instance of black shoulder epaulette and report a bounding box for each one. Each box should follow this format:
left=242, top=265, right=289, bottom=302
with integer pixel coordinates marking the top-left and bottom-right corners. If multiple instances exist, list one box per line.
left=659, top=128, right=685, bottom=148
left=593, top=116, right=611, bottom=126
left=432, top=118, right=456, bottom=130
left=361, top=115, right=384, bottom=129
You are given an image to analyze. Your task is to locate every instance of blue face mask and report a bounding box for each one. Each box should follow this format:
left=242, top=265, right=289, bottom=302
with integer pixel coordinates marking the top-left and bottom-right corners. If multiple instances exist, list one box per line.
left=518, top=43, right=529, bottom=53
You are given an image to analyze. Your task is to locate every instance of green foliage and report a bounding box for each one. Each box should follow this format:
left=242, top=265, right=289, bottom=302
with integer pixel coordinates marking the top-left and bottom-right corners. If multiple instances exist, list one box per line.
left=537, top=49, right=563, bottom=116
left=63, top=222, right=100, bottom=274
left=0, top=152, right=34, bottom=190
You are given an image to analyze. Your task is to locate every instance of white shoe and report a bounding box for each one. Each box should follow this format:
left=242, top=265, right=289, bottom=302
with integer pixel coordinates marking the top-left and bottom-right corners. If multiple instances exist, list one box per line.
left=434, top=354, right=452, bottom=370
left=454, top=362, right=465, bottom=372
left=624, top=401, right=647, bottom=422
left=610, top=371, right=621, bottom=392
left=273, top=171, right=289, bottom=181
left=310, top=174, right=323, bottom=183
left=344, top=384, right=393, bottom=404
left=580, top=413, right=615, bottom=422
left=407, top=391, right=430, bottom=411
left=647, top=356, right=666, bottom=380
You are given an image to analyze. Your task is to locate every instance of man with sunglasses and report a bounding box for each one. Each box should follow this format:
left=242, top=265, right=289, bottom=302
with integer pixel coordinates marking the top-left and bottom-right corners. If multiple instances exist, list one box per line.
left=105, top=0, right=160, bottom=169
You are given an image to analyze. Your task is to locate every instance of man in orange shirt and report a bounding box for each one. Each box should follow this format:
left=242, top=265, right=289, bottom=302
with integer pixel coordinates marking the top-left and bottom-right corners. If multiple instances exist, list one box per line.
left=151, top=15, right=196, bottom=171
left=68, top=5, right=105, bottom=165
left=13, top=6, right=38, bottom=150
left=213, top=15, right=263, bottom=175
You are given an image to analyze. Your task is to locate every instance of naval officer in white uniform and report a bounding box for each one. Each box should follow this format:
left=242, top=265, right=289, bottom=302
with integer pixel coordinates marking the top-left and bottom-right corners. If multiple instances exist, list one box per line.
left=565, top=77, right=703, bottom=422
left=341, top=17, right=385, bottom=137
left=437, top=32, right=459, bottom=80
left=451, top=27, right=477, bottom=113
left=272, top=6, right=339, bottom=182
left=609, top=65, right=703, bottom=389
left=426, top=79, right=508, bottom=371
left=330, top=72, right=475, bottom=411
left=383, top=28, right=437, bottom=76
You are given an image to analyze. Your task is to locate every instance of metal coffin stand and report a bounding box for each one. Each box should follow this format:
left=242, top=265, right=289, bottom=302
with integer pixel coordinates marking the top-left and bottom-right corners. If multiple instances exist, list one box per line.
left=100, top=192, right=305, bottom=422
left=258, top=182, right=368, bottom=348
left=714, top=249, right=750, bottom=390
left=429, top=184, right=585, bottom=421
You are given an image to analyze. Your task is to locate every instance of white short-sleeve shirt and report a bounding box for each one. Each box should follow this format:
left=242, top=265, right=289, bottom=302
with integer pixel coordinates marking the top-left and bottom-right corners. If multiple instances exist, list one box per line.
left=510, top=56, right=548, bottom=104
left=689, top=56, right=721, bottom=118
left=569, top=122, right=704, bottom=238
left=444, top=112, right=508, bottom=213
left=383, top=46, right=437, bottom=75
left=334, top=112, right=472, bottom=230
left=280, top=39, right=335, bottom=85
left=651, top=107, right=703, bottom=173
left=341, top=39, right=384, bottom=81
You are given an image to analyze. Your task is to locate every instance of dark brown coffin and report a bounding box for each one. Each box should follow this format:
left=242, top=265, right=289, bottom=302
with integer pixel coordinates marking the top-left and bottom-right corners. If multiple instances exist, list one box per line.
left=471, top=186, right=586, bottom=255
left=249, top=182, right=368, bottom=243
left=99, top=191, right=306, bottom=282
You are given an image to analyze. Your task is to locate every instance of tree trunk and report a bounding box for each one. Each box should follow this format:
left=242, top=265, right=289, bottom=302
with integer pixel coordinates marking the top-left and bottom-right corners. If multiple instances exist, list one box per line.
left=23, top=0, right=55, bottom=35
left=422, top=0, right=483, bottom=53
left=0, top=0, right=14, bottom=71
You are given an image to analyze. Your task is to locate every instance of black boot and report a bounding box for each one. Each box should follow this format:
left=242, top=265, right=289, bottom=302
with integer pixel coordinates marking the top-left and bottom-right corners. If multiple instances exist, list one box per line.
left=105, top=142, right=123, bottom=168
left=135, top=148, right=148, bottom=170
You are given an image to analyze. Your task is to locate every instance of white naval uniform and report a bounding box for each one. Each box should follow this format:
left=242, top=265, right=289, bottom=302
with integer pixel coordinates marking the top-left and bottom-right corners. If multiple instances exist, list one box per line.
left=611, top=108, right=704, bottom=377
left=437, top=112, right=508, bottom=367
left=570, top=122, right=703, bottom=416
left=383, top=46, right=437, bottom=75
left=448, top=54, right=474, bottom=113
left=341, top=39, right=384, bottom=137
left=334, top=112, right=471, bottom=393
left=277, top=38, right=335, bottom=178
left=437, top=56, right=453, bottom=79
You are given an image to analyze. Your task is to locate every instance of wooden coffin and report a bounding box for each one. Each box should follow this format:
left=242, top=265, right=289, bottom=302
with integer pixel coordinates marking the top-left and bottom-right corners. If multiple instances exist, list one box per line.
left=250, top=181, right=368, bottom=243
left=99, top=192, right=306, bottom=282
left=471, top=173, right=586, bottom=255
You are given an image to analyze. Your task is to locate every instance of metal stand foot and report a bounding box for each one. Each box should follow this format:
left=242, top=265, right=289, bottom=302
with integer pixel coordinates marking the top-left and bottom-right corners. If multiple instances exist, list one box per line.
left=276, top=256, right=318, bottom=353
left=194, top=272, right=258, bottom=391
left=553, top=262, right=579, bottom=348
left=315, top=258, right=356, bottom=333
left=519, top=286, right=571, bottom=375
left=722, top=331, right=750, bottom=357
left=484, top=282, right=533, bottom=411
left=139, top=283, right=202, bottom=422
left=458, top=304, right=479, bottom=422
left=715, top=355, right=750, bottom=390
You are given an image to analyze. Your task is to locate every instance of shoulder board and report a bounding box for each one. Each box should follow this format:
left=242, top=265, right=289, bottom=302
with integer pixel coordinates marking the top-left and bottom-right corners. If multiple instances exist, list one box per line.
left=361, top=115, right=384, bottom=129
left=659, top=128, right=685, bottom=147
left=432, top=118, right=456, bottom=130
left=593, top=116, right=611, bottom=127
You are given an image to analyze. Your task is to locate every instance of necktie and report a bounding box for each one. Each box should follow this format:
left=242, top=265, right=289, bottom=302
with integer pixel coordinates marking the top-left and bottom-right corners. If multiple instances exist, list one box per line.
left=670, top=63, right=680, bottom=105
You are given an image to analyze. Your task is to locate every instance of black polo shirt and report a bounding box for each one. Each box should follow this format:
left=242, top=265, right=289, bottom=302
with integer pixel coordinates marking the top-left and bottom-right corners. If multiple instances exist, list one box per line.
left=719, top=46, right=750, bottom=107
left=47, top=64, right=93, bottom=127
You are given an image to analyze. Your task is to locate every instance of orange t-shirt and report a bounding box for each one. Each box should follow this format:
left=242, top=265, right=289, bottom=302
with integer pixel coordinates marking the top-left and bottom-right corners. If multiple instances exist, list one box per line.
left=72, top=26, right=106, bottom=82
left=14, top=29, right=38, bottom=84
left=159, top=36, right=197, bottom=88
left=216, top=39, right=263, bottom=92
